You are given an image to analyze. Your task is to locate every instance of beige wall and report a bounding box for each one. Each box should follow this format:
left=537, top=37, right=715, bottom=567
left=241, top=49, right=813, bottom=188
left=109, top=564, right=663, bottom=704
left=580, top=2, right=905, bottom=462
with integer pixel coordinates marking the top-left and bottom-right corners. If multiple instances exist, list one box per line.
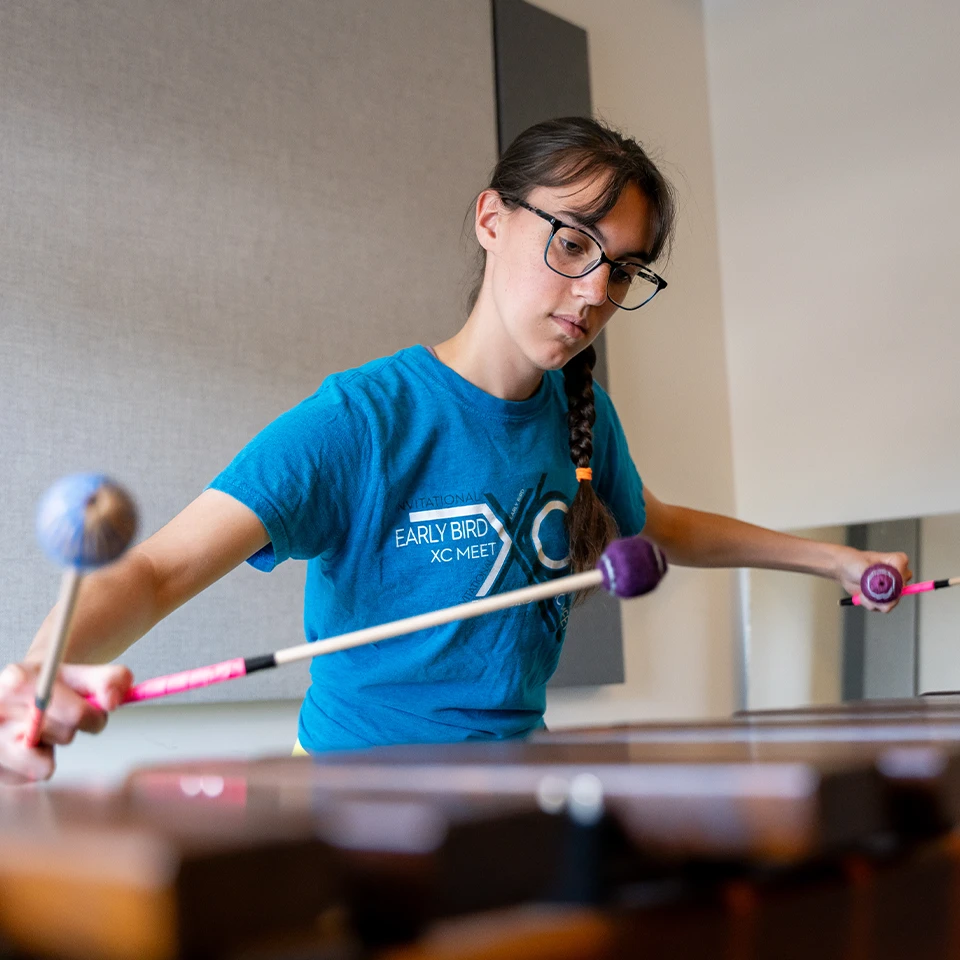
left=744, top=526, right=846, bottom=710
left=705, top=1, right=960, bottom=531
left=534, top=0, right=740, bottom=727
left=541, top=0, right=960, bottom=721
left=701, top=1, right=960, bottom=707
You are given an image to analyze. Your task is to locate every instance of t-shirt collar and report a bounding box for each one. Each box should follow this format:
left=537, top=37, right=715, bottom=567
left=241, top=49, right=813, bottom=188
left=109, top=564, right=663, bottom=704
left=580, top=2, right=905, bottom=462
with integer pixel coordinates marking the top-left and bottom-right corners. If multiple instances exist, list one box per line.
left=410, top=344, right=553, bottom=422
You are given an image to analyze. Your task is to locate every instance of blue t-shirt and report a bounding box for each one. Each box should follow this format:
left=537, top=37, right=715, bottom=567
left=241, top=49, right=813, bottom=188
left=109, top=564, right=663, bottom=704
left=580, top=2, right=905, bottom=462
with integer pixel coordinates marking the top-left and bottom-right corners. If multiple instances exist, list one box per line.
left=209, top=345, right=645, bottom=751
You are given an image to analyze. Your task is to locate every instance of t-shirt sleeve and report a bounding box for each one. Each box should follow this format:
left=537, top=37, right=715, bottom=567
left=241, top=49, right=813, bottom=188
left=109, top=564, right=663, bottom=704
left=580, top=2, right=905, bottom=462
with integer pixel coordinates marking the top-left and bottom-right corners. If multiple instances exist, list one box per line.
left=207, top=378, right=371, bottom=571
left=592, top=385, right=646, bottom=538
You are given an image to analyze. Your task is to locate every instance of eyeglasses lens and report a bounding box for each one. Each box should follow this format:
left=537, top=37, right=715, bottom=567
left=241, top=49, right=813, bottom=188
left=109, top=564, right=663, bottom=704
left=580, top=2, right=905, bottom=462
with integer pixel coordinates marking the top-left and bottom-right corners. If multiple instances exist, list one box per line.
left=546, top=228, right=659, bottom=309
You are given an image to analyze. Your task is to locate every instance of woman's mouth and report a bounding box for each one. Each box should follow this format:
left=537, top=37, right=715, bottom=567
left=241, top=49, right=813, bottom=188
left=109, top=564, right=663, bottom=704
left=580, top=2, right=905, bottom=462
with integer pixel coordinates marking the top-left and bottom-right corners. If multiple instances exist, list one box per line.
left=551, top=314, right=587, bottom=339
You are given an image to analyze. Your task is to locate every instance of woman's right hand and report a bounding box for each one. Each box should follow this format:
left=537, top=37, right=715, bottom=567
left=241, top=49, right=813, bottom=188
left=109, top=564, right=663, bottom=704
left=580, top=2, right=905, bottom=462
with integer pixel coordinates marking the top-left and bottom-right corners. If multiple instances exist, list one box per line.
left=2, top=491, right=268, bottom=785
left=0, top=662, right=133, bottom=784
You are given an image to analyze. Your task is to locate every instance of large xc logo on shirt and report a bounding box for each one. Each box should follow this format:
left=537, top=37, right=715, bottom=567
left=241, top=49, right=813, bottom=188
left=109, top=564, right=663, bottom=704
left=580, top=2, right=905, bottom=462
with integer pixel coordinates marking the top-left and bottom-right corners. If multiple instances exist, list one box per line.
left=484, top=474, right=572, bottom=637
left=400, top=475, right=572, bottom=637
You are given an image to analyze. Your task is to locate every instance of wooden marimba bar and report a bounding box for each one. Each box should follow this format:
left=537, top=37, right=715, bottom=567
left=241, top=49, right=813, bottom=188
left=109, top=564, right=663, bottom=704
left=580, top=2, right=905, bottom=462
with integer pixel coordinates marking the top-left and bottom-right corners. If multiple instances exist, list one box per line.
left=5, top=700, right=960, bottom=959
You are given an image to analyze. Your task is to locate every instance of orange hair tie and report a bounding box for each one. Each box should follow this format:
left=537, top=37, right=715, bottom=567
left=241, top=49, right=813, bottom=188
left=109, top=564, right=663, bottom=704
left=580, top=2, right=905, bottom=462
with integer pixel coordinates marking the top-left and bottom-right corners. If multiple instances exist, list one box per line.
left=575, top=467, right=593, bottom=483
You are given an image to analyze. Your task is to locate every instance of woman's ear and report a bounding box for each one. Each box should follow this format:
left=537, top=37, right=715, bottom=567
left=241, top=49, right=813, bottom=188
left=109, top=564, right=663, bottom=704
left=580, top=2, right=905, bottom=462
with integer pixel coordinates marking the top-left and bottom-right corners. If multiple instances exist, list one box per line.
left=474, top=189, right=504, bottom=253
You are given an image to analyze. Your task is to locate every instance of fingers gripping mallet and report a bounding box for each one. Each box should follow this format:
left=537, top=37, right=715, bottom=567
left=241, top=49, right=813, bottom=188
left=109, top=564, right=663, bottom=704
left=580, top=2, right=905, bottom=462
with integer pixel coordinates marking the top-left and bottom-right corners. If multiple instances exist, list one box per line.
left=102, top=536, right=668, bottom=706
left=27, top=474, right=138, bottom=747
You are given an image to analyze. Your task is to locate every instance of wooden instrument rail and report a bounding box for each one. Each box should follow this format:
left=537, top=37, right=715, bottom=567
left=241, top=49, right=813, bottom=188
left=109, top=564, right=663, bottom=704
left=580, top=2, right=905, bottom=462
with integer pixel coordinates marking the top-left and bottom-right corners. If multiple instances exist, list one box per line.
left=4, top=698, right=960, bottom=959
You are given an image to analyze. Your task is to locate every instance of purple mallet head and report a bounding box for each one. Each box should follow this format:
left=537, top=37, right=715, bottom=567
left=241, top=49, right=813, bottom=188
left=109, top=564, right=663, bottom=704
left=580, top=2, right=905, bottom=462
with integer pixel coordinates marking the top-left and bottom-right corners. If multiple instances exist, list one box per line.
left=860, top=563, right=903, bottom=604
left=597, top=537, right=668, bottom=599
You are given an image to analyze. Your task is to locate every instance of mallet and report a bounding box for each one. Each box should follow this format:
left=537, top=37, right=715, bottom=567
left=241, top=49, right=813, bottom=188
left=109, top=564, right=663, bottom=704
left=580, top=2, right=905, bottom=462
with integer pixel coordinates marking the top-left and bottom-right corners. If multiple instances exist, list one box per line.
left=27, top=474, right=138, bottom=747
left=840, top=562, right=960, bottom=607
left=95, top=536, right=668, bottom=707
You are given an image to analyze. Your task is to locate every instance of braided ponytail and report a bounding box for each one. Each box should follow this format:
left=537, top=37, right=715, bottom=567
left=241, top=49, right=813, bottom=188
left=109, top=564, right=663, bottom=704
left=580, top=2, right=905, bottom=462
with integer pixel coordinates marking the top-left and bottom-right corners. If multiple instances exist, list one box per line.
left=563, top=345, right=619, bottom=601
left=462, top=117, right=676, bottom=595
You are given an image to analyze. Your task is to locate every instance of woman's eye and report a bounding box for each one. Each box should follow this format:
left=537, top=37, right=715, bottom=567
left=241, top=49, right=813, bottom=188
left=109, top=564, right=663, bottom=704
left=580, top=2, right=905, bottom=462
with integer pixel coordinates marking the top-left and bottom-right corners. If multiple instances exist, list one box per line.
left=559, top=237, right=585, bottom=256
left=610, top=267, right=632, bottom=286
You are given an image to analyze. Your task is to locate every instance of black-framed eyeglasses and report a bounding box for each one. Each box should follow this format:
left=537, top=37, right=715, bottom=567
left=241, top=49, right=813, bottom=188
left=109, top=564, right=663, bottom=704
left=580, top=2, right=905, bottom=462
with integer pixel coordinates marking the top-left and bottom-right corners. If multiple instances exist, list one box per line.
left=507, top=198, right=667, bottom=311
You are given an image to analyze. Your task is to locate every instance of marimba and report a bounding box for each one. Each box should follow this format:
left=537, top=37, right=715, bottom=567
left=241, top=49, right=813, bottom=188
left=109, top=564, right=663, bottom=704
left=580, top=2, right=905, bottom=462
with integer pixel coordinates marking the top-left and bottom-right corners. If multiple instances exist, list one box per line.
left=5, top=699, right=960, bottom=959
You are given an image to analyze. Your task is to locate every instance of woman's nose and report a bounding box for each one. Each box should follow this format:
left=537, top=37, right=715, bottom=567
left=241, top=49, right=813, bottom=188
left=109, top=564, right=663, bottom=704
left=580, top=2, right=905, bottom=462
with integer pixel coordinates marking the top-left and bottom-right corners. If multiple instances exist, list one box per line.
left=570, top=264, right=609, bottom=306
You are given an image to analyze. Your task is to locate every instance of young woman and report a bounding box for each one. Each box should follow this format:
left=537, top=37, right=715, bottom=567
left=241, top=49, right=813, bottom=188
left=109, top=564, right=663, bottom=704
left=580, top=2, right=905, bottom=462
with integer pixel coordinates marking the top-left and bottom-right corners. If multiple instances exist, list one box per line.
left=0, top=118, right=910, bottom=782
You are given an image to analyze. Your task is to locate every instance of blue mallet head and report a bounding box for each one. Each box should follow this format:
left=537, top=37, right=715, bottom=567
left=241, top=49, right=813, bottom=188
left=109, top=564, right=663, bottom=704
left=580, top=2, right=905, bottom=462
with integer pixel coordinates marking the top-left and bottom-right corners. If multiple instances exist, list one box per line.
left=36, top=474, right=138, bottom=569
left=598, top=537, right=668, bottom=599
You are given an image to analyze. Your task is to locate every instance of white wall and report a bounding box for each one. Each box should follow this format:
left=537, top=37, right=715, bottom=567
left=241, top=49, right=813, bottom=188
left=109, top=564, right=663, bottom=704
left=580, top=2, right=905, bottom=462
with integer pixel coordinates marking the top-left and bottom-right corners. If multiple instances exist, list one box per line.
left=533, top=0, right=739, bottom=728
left=704, top=0, right=960, bottom=530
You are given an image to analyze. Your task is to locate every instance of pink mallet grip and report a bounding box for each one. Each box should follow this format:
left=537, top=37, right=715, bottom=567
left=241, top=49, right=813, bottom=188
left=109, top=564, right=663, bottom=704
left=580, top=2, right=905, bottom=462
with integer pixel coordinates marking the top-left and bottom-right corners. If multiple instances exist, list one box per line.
left=850, top=581, right=930, bottom=606
left=86, top=657, right=248, bottom=710
left=123, top=657, right=248, bottom=704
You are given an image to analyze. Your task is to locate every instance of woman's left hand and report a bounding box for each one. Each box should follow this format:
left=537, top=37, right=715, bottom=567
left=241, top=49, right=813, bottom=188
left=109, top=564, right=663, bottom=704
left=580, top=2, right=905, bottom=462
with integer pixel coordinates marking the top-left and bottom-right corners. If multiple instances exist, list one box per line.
left=835, top=547, right=913, bottom=612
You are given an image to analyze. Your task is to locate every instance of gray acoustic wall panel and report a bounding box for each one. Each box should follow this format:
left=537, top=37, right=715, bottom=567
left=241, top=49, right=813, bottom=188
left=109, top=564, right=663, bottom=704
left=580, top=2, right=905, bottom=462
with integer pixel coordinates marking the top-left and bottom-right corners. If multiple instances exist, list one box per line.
left=862, top=519, right=920, bottom=699
left=1, top=0, right=497, bottom=700
left=492, top=0, right=624, bottom=687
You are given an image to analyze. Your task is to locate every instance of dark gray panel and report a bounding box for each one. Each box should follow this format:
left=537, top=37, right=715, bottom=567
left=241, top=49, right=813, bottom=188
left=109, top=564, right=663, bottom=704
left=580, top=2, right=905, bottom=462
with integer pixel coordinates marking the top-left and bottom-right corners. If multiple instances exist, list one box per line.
left=841, top=524, right=867, bottom=700
left=491, top=0, right=610, bottom=387
left=548, top=590, right=624, bottom=687
left=493, top=0, right=592, bottom=152
left=862, top=519, right=920, bottom=699
left=492, top=0, right=622, bottom=687
left=843, top=519, right=920, bottom=700
left=492, top=0, right=608, bottom=389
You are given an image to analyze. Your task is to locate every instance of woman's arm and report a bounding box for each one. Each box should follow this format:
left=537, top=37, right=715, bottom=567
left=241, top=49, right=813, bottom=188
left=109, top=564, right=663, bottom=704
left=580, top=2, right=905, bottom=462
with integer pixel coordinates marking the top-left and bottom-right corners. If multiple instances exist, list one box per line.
left=640, top=488, right=912, bottom=610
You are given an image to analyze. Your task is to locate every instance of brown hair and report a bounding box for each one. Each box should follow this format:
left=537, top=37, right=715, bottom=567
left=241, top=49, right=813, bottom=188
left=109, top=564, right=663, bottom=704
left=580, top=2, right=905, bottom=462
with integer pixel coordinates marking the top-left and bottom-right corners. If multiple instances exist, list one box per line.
left=467, top=117, right=676, bottom=595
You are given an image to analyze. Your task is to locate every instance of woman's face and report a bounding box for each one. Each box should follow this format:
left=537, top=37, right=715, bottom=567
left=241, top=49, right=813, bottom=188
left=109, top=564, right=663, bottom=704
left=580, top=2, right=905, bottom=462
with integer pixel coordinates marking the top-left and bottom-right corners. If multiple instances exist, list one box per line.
left=477, top=177, right=654, bottom=373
